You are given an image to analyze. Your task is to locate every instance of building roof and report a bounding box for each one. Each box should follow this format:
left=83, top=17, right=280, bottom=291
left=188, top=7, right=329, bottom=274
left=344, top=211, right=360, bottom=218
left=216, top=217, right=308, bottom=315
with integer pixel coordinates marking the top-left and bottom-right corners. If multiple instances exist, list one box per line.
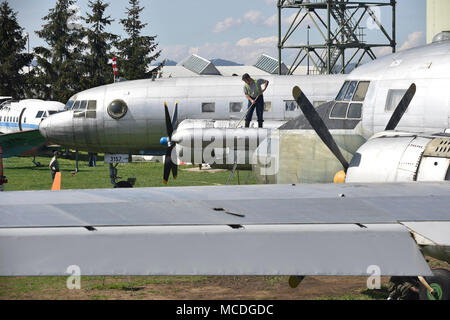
left=148, top=53, right=317, bottom=78
left=180, top=54, right=221, bottom=75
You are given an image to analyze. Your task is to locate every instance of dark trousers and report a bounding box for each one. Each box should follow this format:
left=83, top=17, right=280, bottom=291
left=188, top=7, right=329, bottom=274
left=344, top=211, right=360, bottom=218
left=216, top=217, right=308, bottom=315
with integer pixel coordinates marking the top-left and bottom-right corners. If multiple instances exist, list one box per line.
left=51, top=170, right=58, bottom=181
left=245, top=96, right=264, bottom=123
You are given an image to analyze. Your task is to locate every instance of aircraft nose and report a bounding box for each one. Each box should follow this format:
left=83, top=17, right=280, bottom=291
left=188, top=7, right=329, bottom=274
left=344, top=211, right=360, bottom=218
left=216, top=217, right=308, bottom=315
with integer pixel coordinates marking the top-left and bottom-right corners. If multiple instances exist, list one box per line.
left=39, top=117, right=50, bottom=140
left=39, top=111, right=73, bottom=145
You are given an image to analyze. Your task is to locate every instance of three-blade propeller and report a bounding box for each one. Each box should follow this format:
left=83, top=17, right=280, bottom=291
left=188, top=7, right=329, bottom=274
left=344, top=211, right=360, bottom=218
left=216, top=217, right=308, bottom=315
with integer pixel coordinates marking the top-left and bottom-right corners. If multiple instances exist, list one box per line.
left=163, top=101, right=179, bottom=184
left=292, top=83, right=416, bottom=177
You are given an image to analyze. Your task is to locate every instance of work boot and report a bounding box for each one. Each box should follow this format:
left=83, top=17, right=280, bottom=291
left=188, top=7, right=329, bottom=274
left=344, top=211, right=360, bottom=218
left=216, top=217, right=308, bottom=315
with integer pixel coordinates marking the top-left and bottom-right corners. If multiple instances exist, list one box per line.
left=258, top=121, right=263, bottom=128
left=245, top=120, right=250, bottom=128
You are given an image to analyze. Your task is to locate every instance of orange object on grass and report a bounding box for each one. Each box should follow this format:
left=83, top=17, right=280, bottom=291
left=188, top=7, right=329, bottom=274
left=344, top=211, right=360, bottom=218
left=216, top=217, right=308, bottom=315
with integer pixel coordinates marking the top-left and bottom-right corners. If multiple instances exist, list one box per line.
left=51, top=172, right=61, bottom=191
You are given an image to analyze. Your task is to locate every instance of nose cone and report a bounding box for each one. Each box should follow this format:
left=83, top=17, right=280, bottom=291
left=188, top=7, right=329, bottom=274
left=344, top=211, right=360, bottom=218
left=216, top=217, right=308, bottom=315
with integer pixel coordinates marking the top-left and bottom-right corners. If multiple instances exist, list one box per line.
left=39, top=111, right=74, bottom=145
left=39, top=117, right=50, bottom=140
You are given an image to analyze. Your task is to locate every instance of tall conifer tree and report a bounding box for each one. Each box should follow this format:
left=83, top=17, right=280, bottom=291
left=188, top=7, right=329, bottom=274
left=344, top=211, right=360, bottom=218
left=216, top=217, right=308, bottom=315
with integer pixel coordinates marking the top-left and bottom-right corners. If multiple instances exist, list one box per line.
left=34, top=0, right=86, bottom=102
left=84, top=0, right=117, bottom=87
left=115, top=0, right=161, bottom=80
left=0, top=1, right=33, bottom=98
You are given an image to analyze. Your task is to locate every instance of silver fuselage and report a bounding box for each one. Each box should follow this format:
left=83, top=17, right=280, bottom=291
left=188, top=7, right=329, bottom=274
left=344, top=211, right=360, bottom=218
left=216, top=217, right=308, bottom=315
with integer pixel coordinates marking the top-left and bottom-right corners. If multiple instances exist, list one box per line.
left=352, top=40, right=450, bottom=137
left=39, top=75, right=345, bottom=154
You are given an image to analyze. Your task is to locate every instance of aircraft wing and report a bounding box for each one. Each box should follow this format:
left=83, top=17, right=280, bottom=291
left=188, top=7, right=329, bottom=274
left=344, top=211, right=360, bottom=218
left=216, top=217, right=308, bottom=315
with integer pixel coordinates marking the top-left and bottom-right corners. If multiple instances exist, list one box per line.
left=0, top=130, right=46, bottom=158
left=1, top=182, right=450, bottom=276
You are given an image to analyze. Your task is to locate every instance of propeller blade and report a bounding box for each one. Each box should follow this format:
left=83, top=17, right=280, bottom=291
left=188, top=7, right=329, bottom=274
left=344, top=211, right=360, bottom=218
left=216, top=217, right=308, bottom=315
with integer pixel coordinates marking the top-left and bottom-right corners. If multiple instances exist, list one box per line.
left=172, top=101, right=178, bottom=130
left=293, top=86, right=349, bottom=171
left=172, top=161, right=178, bottom=180
left=385, top=83, right=416, bottom=131
left=163, top=144, right=174, bottom=184
left=164, top=102, right=174, bottom=139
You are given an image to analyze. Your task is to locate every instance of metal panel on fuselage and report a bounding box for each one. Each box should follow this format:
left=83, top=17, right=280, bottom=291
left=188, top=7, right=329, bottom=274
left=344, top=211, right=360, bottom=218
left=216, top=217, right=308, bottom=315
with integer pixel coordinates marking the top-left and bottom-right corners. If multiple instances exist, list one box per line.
left=351, top=41, right=450, bottom=137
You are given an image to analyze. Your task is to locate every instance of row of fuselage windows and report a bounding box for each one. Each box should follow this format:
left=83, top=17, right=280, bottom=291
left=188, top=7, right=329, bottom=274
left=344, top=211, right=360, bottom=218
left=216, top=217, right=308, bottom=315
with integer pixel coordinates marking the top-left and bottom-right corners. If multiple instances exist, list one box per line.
left=202, top=102, right=272, bottom=113
left=63, top=93, right=364, bottom=119
left=0, top=110, right=55, bottom=124
left=201, top=101, right=324, bottom=113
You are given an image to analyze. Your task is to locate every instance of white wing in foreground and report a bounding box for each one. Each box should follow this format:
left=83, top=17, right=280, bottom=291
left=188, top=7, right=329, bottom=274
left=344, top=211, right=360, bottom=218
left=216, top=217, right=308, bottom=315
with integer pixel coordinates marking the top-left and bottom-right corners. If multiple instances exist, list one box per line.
left=1, top=182, right=449, bottom=276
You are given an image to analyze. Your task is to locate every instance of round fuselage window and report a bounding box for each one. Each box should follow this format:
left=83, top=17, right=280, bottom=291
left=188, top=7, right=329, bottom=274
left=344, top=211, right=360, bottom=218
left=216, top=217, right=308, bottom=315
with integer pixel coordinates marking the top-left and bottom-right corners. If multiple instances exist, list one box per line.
left=107, top=99, right=128, bottom=119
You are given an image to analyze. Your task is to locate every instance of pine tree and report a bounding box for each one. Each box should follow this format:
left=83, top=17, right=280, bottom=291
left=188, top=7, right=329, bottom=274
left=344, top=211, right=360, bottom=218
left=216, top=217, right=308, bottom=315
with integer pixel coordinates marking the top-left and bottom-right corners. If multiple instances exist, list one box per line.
left=0, top=1, right=33, bottom=98
left=84, top=0, right=117, bottom=87
left=34, top=0, right=87, bottom=102
left=115, top=0, right=161, bottom=80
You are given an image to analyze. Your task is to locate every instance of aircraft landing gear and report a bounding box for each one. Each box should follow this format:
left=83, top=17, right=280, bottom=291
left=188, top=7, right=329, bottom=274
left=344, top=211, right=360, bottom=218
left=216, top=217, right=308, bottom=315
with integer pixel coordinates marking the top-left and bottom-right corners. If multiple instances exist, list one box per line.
left=109, top=163, right=135, bottom=188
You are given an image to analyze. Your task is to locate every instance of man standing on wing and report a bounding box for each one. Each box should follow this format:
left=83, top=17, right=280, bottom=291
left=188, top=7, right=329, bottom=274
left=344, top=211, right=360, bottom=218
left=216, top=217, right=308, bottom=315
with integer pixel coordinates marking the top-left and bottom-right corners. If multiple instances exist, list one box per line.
left=242, top=73, right=269, bottom=128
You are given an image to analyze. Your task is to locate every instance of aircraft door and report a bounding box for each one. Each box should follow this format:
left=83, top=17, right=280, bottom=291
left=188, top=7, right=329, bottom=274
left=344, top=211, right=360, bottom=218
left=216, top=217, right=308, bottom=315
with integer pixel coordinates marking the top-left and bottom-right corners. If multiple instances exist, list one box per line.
left=18, top=108, right=26, bottom=131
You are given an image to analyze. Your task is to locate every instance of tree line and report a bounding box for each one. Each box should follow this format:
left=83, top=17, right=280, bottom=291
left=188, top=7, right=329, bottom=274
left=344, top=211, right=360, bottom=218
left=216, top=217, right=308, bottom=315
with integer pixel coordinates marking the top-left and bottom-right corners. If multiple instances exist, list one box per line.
left=0, top=0, right=162, bottom=102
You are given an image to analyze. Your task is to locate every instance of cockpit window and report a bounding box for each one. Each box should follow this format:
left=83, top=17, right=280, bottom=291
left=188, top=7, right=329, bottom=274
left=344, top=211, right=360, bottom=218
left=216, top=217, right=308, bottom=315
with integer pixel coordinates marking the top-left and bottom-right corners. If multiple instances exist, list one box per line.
left=336, top=81, right=362, bottom=101
left=343, top=81, right=358, bottom=101
left=36, top=111, right=44, bottom=118
left=336, top=81, right=350, bottom=101
left=86, top=100, right=97, bottom=118
left=48, top=111, right=58, bottom=115
left=65, top=100, right=74, bottom=110
left=330, top=102, right=349, bottom=119
left=79, top=100, right=87, bottom=110
left=72, top=100, right=80, bottom=110
left=347, top=103, right=362, bottom=119
left=353, top=81, right=370, bottom=101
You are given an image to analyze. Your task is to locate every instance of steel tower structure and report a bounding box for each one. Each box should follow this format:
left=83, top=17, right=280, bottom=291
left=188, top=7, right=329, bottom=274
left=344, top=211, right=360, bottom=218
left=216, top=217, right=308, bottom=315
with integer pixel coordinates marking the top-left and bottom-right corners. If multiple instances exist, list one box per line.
left=277, top=0, right=396, bottom=74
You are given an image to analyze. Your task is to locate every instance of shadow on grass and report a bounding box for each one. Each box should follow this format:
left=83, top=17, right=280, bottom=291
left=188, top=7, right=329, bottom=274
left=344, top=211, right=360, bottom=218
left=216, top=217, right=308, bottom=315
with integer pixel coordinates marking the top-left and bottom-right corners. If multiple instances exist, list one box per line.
left=360, top=286, right=390, bottom=300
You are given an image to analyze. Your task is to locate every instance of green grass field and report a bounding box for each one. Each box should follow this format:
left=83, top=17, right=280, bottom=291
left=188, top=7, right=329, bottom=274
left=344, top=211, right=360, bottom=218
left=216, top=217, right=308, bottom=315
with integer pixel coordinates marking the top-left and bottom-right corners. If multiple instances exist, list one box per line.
left=2, top=152, right=256, bottom=191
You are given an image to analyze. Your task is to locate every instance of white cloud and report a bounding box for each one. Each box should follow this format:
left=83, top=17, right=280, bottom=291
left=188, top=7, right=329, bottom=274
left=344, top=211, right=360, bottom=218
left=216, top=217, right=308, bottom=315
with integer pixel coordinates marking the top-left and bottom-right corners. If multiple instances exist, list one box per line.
left=264, top=12, right=313, bottom=27
left=160, top=37, right=280, bottom=66
left=372, top=31, right=425, bottom=58
left=243, top=10, right=265, bottom=24
left=265, top=0, right=277, bottom=6
left=398, top=31, right=424, bottom=51
left=264, top=14, right=278, bottom=27
left=236, top=36, right=278, bottom=48
left=213, top=17, right=242, bottom=33
left=236, top=37, right=254, bottom=47
left=189, top=47, right=199, bottom=55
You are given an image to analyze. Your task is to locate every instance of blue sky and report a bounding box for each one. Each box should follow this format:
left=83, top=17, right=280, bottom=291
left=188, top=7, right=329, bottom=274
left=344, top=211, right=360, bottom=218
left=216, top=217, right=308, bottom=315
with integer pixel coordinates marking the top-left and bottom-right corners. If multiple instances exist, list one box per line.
left=8, top=0, right=426, bottom=65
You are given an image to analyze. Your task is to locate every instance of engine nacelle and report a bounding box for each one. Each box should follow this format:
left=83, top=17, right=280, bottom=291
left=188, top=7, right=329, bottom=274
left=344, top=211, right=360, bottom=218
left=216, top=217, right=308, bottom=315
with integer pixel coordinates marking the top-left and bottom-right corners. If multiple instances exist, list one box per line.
left=346, top=132, right=450, bottom=183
